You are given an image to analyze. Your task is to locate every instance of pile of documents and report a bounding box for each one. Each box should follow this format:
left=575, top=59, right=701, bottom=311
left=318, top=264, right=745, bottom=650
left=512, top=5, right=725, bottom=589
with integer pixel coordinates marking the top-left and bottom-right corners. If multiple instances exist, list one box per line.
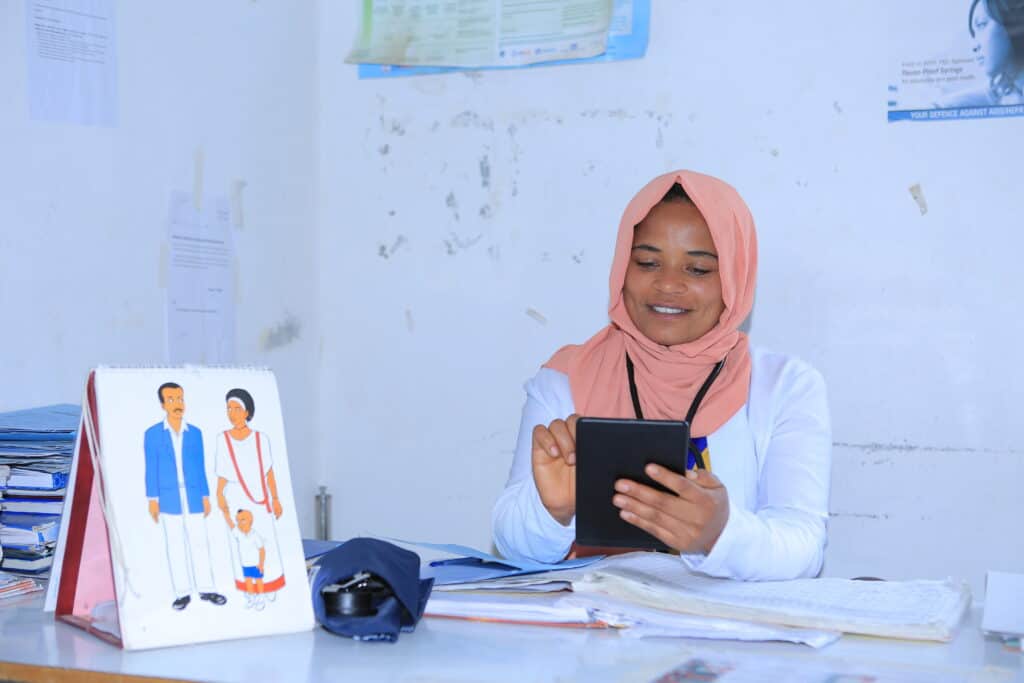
left=420, top=545, right=971, bottom=648
left=0, top=569, right=44, bottom=602
left=0, top=404, right=79, bottom=575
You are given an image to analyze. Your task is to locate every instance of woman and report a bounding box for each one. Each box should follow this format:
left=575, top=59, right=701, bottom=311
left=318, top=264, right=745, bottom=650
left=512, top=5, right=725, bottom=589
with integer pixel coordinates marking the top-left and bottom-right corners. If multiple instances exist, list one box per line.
left=939, top=0, right=1024, bottom=107
left=492, top=171, right=831, bottom=581
left=215, top=388, right=287, bottom=598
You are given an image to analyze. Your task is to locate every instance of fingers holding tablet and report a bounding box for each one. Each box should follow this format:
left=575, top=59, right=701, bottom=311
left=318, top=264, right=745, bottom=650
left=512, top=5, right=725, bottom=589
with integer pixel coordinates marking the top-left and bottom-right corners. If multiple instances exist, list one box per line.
left=531, top=414, right=580, bottom=526
left=613, top=465, right=729, bottom=554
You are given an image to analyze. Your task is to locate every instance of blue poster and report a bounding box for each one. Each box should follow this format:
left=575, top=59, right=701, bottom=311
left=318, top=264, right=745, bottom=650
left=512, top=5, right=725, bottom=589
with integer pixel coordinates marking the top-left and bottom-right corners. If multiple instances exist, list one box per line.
left=888, top=0, right=1024, bottom=122
left=356, top=0, right=649, bottom=80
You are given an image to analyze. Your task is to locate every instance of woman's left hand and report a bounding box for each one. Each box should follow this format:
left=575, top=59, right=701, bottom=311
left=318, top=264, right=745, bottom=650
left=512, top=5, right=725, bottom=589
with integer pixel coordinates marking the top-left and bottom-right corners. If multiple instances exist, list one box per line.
left=612, top=464, right=729, bottom=554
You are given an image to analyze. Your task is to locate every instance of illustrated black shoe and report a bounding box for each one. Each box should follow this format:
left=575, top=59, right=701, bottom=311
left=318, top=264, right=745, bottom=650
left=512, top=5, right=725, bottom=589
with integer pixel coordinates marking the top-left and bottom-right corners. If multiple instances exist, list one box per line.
left=172, top=595, right=191, bottom=610
left=200, top=592, right=227, bottom=606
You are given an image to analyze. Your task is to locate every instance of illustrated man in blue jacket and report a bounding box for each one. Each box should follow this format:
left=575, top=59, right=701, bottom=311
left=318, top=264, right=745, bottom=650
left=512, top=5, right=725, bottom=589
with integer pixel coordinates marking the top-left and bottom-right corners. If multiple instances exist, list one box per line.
left=144, top=382, right=226, bottom=610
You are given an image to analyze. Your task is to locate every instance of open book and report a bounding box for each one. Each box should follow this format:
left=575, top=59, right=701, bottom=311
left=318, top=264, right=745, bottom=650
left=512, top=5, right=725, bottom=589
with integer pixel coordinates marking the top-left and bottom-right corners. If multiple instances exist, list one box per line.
left=572, top=553, right=970, bottom=642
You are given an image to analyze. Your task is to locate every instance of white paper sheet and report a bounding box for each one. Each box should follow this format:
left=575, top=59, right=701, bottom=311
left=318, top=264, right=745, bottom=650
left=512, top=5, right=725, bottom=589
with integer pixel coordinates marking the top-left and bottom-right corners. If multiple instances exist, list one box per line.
left=982, top=571, right=1024, bottom=638
left=166, top=191, right=236, bottom=365
left=574, top=552, right=970, bottom=641
left=25, top=0, right=117, bottom=126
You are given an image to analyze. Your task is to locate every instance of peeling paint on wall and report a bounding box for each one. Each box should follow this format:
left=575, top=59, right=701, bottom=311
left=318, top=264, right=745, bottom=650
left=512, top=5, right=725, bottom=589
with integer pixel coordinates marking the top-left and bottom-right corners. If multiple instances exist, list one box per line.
left=451, top=110, right=494, bottom=130
left=833, top=441, right=1023, bottom=455
left=829, top=512, right=890, bottom=520
left=378, top=235, right=408, bottom=259
left=909, top=184, right=928, bottom=215
left=381, top=117, right=406, bottom=136
left=260, top=313, right=301, bottom=351
left=445, top=192, right=460, bottom=221
left=443, top=232, right=482, bottom=255
left=479, top=155, right=491, bottom=188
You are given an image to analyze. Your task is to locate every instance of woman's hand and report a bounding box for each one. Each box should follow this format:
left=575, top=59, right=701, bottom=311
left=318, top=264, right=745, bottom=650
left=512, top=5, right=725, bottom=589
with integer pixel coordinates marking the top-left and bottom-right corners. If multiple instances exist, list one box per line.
left=530, top=414, right=579, bottom=526
left=612, top=464, right=729, bottom=554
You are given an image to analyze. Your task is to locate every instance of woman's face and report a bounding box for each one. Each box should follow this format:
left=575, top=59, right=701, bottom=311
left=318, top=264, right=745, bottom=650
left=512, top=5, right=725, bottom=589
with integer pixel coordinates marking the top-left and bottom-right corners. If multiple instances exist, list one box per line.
left=973, top=1, right=1015, bottom=77
left=227, top=401, right=248, bottom=429
left=622, top=201, right=725, bottom=347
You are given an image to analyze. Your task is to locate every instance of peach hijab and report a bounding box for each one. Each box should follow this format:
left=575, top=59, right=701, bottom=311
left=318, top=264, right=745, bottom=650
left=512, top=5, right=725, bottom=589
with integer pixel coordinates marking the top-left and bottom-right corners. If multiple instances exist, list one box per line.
left=545, top=170, right=758, bottom=437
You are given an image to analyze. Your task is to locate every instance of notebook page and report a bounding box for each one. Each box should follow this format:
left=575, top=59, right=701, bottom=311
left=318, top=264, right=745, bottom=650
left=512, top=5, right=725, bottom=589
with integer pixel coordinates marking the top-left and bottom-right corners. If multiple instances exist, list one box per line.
left=574, top=552, right=970, bottom=640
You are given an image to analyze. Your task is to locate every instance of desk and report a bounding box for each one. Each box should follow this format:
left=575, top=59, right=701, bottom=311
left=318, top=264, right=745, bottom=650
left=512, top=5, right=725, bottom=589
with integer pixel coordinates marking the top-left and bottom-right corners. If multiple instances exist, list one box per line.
left=0, top=594, right=1019, bottom=682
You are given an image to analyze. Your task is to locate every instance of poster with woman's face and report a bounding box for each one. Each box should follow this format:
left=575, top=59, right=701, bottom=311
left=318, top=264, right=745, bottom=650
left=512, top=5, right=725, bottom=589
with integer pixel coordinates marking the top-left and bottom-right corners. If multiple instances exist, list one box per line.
left=888, top=0, right=1024, bottom=122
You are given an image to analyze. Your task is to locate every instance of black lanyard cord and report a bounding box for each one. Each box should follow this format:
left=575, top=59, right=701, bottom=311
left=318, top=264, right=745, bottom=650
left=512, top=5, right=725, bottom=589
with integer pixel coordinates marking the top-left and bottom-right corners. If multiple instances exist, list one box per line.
left=625, top=353, right=727, bottom=470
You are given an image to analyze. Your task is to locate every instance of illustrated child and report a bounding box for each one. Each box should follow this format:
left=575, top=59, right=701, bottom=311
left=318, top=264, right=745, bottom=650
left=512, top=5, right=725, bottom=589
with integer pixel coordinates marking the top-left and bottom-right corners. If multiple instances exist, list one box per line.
left=232, top=509, right=266, bottom=610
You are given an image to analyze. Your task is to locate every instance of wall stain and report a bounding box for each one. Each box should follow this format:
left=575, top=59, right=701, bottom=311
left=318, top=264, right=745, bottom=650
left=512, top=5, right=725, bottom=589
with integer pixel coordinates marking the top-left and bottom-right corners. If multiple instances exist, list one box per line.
left=388, top=209, right=396, bottom=216
left=260, top=313, right=301, bottom=351
left=431, top=121, right=440, bottom=131
left=479, top=155, right=491, bottom=188
left=833, top=100, right=843, bottom=114
left=444, top=232, right=482, bottom=255
left=378, top=144, right=390, bottom=156
left=829, top=512, right=890, bottom=520
left=526, top=308, right=548, bottom=325
left=479, top=204, right=493, bottom=218
left=770, top=148, right=780, bottom=157
left=380, top=116, right=406, bottom=136
left=581, top=108, right=634, bottom=120
left=446, top=192, right=460, bottom=221
left=377, top=235, right=408, bottom=259
left=834, top=441, right=1024, bottom=455
left=488, top=245, right=501, bottom=262
left=451, top=110, right=494, bottom=130
left=572, top=250, right=584, bottom=264
left=405, top=308, right=415, bottom=332
left=655, top=127, right=664, bottom=149
left=909, top=183, right=928, bottom=215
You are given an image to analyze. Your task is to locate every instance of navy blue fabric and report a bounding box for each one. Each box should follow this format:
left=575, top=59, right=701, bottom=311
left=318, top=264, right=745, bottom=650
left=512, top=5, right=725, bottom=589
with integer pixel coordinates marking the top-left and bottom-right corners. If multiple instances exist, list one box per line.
left=311, top=537, right=433, bottom=642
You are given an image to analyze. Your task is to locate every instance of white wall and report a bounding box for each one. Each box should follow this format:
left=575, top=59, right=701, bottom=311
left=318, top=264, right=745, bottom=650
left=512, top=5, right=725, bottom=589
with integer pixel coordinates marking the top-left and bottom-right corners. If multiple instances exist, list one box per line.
left=317, top=1, right=1024, bottom=597
left=0, top=1, right=321, bottom=534
left=3, top=1, right=1021, bottom=599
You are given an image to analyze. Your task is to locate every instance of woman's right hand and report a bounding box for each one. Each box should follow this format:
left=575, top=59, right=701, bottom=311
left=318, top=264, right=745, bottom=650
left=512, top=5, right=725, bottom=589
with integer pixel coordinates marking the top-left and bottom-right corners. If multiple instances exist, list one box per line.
left=531, top=414, right=579, bottom=526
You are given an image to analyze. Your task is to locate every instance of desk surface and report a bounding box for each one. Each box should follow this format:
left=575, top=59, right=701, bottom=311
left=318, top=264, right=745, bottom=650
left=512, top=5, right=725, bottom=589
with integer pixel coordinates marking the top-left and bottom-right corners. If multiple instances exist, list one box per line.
left=0, top=594, right=1020, bottom=682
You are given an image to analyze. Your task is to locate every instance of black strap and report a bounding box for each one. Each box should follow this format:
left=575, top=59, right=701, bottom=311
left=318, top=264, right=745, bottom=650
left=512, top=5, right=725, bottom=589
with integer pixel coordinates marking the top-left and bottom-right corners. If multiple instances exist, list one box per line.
left=625, top=353, right=726, bottom=469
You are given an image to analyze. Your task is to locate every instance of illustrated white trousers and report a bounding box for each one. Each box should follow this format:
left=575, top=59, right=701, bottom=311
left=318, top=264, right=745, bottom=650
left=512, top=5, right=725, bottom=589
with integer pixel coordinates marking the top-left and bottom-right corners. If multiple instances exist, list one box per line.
left=160, top=510, right=215, bottom=598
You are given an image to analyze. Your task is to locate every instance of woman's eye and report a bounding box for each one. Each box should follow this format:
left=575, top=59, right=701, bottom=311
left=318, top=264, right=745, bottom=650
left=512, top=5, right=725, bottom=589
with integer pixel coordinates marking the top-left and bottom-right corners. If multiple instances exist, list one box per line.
left=688, top=266, right=711, bottom=276
left=635, top=260, right=658, bottom=269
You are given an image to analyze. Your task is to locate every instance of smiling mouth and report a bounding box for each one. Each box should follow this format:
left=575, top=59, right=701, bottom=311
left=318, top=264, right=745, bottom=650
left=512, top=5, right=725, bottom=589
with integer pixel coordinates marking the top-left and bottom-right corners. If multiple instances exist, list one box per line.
left=649, top=305, right=688, bottom=315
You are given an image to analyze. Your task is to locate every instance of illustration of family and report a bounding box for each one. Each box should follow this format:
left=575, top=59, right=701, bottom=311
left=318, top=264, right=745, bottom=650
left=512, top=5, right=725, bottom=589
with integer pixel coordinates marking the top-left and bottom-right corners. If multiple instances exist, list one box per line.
left=143, top=383, right=286, bottom=612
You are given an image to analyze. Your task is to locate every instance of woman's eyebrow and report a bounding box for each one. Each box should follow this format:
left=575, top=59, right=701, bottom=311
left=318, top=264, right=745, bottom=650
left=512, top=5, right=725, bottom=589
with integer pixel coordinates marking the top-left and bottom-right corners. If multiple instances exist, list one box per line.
left=688, top=250, right=718, bottom=259
left=631, top=244, right=661, bottom=253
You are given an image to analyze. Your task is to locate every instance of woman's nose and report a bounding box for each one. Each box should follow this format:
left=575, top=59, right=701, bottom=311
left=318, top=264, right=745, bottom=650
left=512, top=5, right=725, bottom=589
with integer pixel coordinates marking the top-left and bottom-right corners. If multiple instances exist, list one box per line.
left=654, top=273, right=687, bottom=293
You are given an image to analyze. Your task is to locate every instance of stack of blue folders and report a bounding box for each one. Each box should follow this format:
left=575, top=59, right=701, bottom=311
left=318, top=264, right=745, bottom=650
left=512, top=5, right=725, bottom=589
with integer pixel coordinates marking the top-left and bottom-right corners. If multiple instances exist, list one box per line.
left=0, top=404, right=79, bottom=574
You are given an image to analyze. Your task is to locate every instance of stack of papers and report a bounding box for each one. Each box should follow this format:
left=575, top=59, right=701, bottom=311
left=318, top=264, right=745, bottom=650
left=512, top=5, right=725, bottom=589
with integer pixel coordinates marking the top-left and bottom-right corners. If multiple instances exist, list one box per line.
left=572, top=553, right=970, bottom=641
left=420, top=547, right=969, bottom=646
left=0, top=570, right=44, bottom=602
left=0, top=404, right=79, bottom=575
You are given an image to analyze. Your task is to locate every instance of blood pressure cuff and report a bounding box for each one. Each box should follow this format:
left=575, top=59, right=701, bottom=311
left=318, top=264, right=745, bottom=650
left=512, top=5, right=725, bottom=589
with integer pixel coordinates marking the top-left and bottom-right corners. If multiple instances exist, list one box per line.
left=311, top=537, right=434, bottom=642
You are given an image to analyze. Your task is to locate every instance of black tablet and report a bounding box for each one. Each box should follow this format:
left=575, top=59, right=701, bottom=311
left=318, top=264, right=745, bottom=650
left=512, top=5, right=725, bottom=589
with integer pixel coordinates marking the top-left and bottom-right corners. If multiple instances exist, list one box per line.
left=575, top=417, right=690, bottom=551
